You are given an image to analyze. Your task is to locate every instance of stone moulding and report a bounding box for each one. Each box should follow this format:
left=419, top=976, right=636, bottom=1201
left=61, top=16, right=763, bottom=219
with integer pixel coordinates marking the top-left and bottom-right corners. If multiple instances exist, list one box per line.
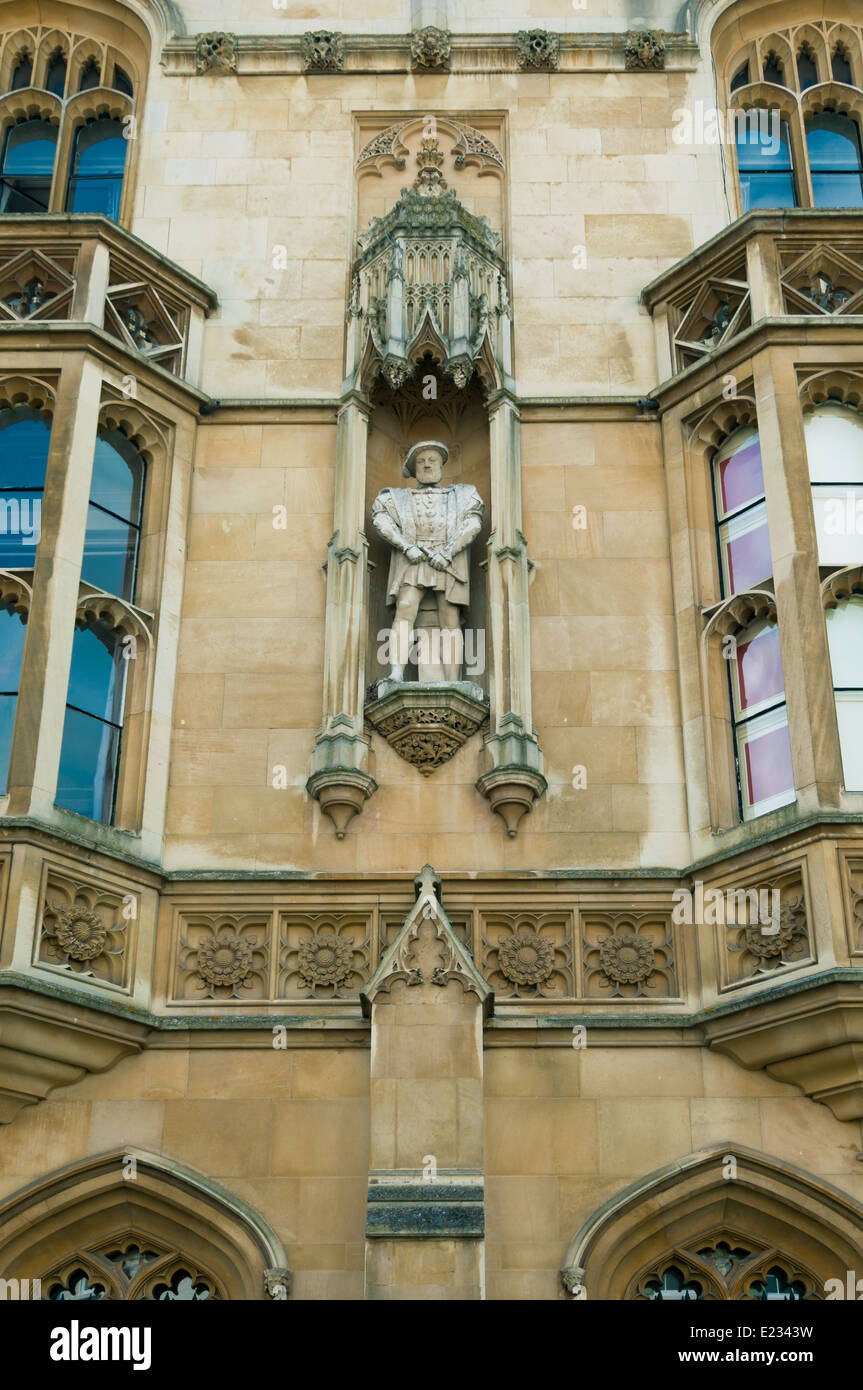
left=364, top=681, right=488, bottom=775
left=366, top=1172, right=484, bottom=1239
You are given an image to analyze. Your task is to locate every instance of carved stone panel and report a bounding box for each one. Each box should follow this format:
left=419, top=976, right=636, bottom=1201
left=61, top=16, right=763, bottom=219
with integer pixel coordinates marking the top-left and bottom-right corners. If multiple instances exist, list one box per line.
left=581, top=910, right=677, bottom=999
left=481, top=911, right=574, bottom=998
left=195, top=32, right=237, bottom=75
left=278, top=912, right=370, bottom=998
left=38, top=869, right=135, bottom=991
left=175, top=911, right=270, bottom=1002
left=716, top=868, right=813, bottom=989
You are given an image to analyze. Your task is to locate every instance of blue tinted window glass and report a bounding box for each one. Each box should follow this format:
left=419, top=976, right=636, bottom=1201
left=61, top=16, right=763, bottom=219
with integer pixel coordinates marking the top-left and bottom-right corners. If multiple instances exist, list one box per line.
left=45, top=53, right=67, bottom=95
left=73, top=121, right=126, bottom=176
left=66, top=622, right=125, bottom=724
left=739, top=172, right=797, bottom=211
left=0, top=409, right=50, bottom=489
left=11, top=55, right=32, bottom=89
left=0, top=609, right=26, bottom=690
left=807, top=114, right=863, bottom=169
left=89, top=433, right=144, bottom=523
left=3, top=121, right=57, bottom=175
left=56, top=706, right=120, bottom=821
left=0, top=409, right=49, bottom=567
left=736, top=120, right=793, bottom=170
left=81, top=505, right=139, bottom=597
left=0, top=694, right=17, bottom=793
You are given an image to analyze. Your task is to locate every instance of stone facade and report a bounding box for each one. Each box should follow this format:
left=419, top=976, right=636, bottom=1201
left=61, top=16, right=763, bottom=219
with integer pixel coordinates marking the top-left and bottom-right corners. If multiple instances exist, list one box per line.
left=1, top=0, right=863, bottom=1303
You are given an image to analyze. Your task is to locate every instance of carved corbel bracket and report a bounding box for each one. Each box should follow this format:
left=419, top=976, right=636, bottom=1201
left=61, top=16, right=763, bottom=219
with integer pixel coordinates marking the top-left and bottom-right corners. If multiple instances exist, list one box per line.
left=476, top=715, right=547, bottom=837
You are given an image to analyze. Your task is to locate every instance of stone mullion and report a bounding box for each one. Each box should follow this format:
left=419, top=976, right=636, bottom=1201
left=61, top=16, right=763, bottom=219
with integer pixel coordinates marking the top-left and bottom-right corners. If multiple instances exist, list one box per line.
left=753, top=349, right=842, bottom=810
left=7, top=354, right=103, bottom=818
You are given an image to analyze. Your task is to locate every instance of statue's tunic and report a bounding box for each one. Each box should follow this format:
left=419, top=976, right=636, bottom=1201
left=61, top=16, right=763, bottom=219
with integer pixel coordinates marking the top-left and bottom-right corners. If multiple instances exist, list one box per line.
left=371, top=483, right=484, bottom=608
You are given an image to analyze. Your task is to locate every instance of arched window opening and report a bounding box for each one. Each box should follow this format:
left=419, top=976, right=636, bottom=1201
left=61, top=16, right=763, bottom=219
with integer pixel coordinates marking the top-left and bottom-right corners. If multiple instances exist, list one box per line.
left=642, top=1266, right=703, bottom=1301
left=10, top=51, right=32, bottom=89
left=56, top=618, right=126, bottom=823
left=0, top=119, right=57, bottom=212
left=804, top=403, right=863, bottom=564
left=825, top=596, right=863, bottom=791
left=45, top=48, right=67, bottom=96
left=112, top=65, right=133, bottom=97
left=0, top=404, right=49, bottom=566
left=713, top=428, right=771, bottom=595
left=762, top=50, right=785, bottom=86
left=729, top=619, right=795, bottom=820
left=0, top=606, right=27, bottom=793
left=736, top=118, right=796, bottom=209
left=748, top=1267, right=807, bottom=1300
left=806, top=112, right=863, bottom=207
left=730, top=61, right=750, bottom=92
left=65, top=117, right=126, bottom=221
left=82, top=430, right=144, bottom=601
left=832, top=44, right=854, bottom=85
left=78, top=55, right=100, bottom=92
left=796, top=44, right=818, bottom=91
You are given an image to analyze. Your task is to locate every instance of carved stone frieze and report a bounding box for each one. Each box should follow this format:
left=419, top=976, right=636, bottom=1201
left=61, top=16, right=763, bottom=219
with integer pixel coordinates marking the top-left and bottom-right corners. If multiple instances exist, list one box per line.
left=410, top=26, right=452, bottom=72
left=722, top=870, right=811, bottom=985
left=194, top=32, right=238, bottom=75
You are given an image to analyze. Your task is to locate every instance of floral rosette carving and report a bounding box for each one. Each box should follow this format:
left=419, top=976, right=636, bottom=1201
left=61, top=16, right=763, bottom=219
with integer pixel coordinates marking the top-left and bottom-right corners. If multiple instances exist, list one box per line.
left=582, top=912, right=676, bottom=999
left=497, top=930, right=555, bottom=986
left=297, top=935, right=354, bottom=989
left=482, top=914, right=573, bottom=997
left=726, top=881, right=810, bottom=981
left=176, top=914, right=269, bottom=1002
left=279, top=914, right=370, bottom=998
left=39, top=881, right=129, bottom=987
left=196, top=927, right=256, bottom=990
left=598, top=932, right=655, bottom=984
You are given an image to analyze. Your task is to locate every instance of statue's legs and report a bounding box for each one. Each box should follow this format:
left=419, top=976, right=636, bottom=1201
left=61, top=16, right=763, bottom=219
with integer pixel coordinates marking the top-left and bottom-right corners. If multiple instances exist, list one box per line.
left=436, top=594, right=464, bottom=682
left=390, top=584, right=424, bottom=681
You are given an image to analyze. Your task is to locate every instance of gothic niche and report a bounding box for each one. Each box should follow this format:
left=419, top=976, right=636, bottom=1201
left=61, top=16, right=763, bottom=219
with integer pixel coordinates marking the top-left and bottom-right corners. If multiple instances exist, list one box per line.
left=354, top=137, right=507, bottom=776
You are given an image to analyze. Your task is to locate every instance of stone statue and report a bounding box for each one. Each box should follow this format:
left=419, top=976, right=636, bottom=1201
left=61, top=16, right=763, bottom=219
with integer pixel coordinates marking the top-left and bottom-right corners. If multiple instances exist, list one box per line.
left=371, top=440, right=484, bottom=683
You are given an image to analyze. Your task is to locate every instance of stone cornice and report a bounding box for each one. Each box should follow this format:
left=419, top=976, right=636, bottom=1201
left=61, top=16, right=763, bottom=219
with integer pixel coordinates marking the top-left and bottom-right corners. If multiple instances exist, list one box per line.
left=163, top=31, right=698, bottom=77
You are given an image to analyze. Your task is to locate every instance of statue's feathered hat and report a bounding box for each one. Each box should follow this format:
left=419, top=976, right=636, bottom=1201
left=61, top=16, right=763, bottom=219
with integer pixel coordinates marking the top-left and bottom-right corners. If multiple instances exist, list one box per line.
left=402, top=440, right=449, bottom=478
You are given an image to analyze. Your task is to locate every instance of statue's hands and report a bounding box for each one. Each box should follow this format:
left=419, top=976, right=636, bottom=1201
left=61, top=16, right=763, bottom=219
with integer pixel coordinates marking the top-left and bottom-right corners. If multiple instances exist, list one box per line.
left=404, top=544, right=424, bottom=563
left=429, top=549, right=451, bottom=571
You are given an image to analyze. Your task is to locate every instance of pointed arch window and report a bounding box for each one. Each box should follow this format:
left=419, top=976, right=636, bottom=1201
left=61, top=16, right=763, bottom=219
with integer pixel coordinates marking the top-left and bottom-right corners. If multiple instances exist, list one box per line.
left=729, top=619, right=795, bottom=820
left=56, top=617, right=126, bottom=822
left=65, top=118, right=127, bottom=219
left=78, top=55, right=100, bottom=92
left=0, top=404, right=49, bottom=566
left=82, top=430, right=144, bottom=601
left=0, top=607, right=27, bottom=793
left=45, top=49, right=67, bottom=96
left=805, top=112, right=863, bottom=207
left=0, top=119, right=57, bottom=212
left=804, top=404, right=863, bottom=564
left=736, top=119, right=796, bottom=210
left=797, top=45, right=818, bottom=91
left=10, top=51, right=32, bottom=89
left=713, top=427, right=772, bottom=595
left=825, top=597, right=863, bottom=792
left=832, top=45, right=854, bottom=85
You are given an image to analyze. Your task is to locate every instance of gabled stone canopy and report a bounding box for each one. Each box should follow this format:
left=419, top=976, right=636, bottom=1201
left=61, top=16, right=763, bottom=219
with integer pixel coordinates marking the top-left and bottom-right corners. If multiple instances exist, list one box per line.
left=360, top=864, right=493, bottom=1017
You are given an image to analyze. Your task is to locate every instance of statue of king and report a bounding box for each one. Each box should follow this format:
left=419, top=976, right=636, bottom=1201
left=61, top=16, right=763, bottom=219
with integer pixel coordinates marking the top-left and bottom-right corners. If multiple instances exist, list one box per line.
left=371, top=440, right=484, bottom=683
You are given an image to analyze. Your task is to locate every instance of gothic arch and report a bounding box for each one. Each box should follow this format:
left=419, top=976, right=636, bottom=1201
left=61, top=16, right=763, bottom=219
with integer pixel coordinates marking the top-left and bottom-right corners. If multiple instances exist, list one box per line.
left=560, top=1145, right=863, bottom=1299
left=0, top=1148, right=290, bottom=1300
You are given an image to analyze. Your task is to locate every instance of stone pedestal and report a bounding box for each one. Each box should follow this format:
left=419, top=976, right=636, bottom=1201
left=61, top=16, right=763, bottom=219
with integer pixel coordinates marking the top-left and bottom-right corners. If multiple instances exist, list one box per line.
left=361, top=865, right=492, bottom=1299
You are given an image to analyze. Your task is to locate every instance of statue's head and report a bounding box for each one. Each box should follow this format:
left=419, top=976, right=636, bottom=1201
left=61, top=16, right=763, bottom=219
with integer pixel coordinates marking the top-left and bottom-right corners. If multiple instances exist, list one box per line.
left=403, top=440, right=449, bottom=483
